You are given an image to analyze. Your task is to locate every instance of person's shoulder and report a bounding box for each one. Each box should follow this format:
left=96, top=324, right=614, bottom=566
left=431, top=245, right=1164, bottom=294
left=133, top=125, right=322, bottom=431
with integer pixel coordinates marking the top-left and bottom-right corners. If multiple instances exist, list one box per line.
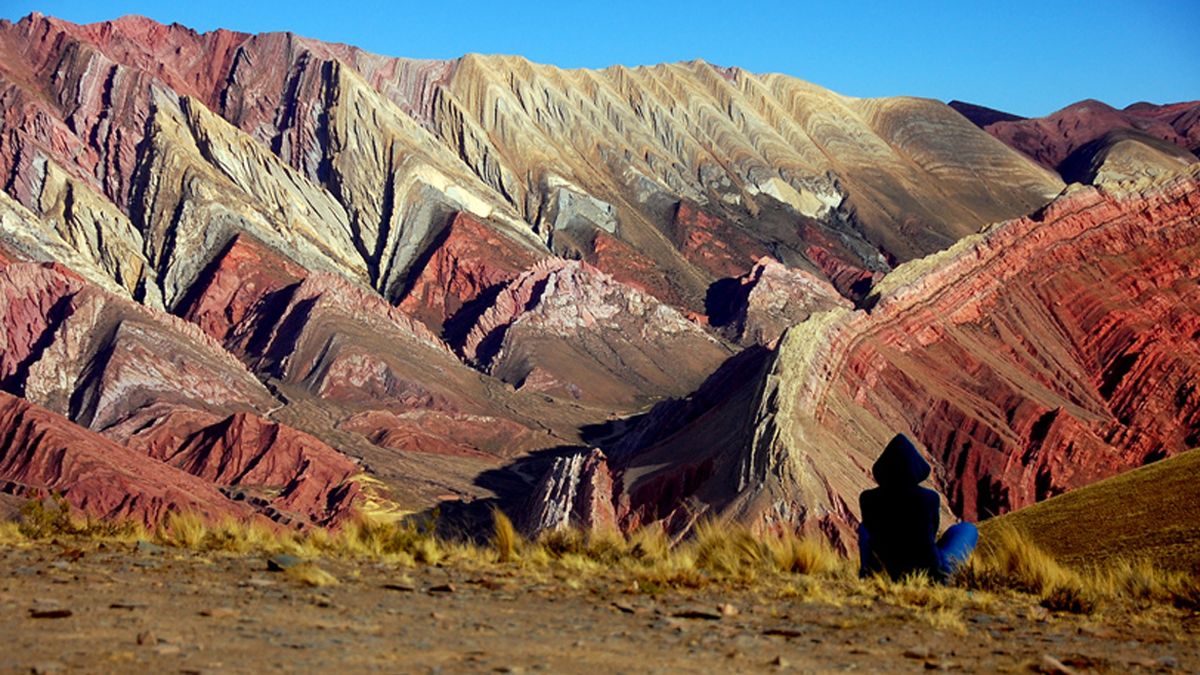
left=916, top=486, right=941, bottom=506
left=859, top=486, right=883, bottom=509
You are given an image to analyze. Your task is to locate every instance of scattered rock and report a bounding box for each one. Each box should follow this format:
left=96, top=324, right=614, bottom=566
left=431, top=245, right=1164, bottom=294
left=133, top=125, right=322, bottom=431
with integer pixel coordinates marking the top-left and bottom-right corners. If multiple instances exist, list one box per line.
left=134, top=541, right=165, bottom=555
left=763, top=628, right=804, bottom=638
left=904, top=647, right=935, bottom=660
left=770, top=655, right=790, bottom=668
left=109, top=601, right=147, bottom=610
left=153, top=644, right=182, bottom=657
left=671, top=606, right=723, bottom=620
left=28, top=608, right=72, bottom=619
left=199, top=607, right=238, bottom=618
left=383, top=582, right=416, bottom=592
left=1036, top=654, right=1077, bottom=675
left=718, top=603, right=739, bottom=617
left=428, top=583, right=456, bottom=594
left=136, top=631, right=157, bottom=646
left=267, top=554, right=303, bottom=572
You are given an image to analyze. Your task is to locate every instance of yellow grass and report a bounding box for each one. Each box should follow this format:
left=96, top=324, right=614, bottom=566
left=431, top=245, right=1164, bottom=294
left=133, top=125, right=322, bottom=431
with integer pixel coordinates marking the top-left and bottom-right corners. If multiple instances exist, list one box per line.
left=491, top=508, right=519, bottom=563
left=284, top=562, right=339, bottom=587
left=984, top=447, right=1200, bottom=571
left=0, top=520, right=24, bottom=544
left=1, top=497, right=1195, bottom=614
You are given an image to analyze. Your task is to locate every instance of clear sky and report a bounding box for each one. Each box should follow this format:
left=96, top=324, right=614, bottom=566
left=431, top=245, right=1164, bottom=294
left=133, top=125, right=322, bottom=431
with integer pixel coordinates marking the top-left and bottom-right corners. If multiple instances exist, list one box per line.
left=3, top=0, right=1197, bottom=117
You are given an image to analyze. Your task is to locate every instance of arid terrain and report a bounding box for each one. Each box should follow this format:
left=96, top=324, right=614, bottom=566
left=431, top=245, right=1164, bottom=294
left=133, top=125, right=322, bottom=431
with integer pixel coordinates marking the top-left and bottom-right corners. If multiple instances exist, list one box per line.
left=0, top=10, right=1198, bottom=673
left=0, top=540, right=1196, bottom=674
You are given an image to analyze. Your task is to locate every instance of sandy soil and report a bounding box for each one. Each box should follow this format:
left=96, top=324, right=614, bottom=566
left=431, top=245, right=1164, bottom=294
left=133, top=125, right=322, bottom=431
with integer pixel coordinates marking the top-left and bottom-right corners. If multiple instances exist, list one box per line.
left=0, top=542, right=1196, bottom=674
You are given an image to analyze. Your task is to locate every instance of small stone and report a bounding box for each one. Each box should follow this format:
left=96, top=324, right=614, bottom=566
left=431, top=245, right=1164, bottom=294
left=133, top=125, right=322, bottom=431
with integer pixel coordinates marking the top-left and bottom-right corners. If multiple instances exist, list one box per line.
left=266, top=554, right=302, bottom=572
left=428, top=583, right=456, bottom=594
left=1157, top=656, right=1179, bottom=669
left=134, top=540, right=164, bottom=555
left=770, top=655, right=789, bottom=668
left=28, top=608, right=72, bottom=619
left=154, top=645, right=182, bottom=657
left=672, top=606, right=723, bottom=620
left=383, top=582, right=415, bottom=592
left=30, top=662, right=65, bottom=674
left=109, top=601, right=147, bottom=610
left=136, top=631, right=157, bottom=646
left=718, top=603, right=739, bottom=617
left=198, top=607, right=238, bottom=618
left=1038, top=655, right=1076, bottom=675
left=904, top=648, right=934, bottom=660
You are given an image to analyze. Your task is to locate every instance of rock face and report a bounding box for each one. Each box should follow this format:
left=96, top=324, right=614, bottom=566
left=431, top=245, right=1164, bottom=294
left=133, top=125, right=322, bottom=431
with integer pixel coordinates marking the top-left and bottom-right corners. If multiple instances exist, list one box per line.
left=952, top=99, right=1200, bottom=179
left=531, top=169, right=1200, bottom=542
left=521, top=449, right=617, bottom=535
left=0, top=391, right=255, bottom=525
left=711, top=258, right=854, bottom=346
left=0, top=259, right=362, bottom=525
left=129, top=412, right=362, bottom=527
left=396, top=212, right=542, bottom=335
left=460, top=259, right=732, bottom=407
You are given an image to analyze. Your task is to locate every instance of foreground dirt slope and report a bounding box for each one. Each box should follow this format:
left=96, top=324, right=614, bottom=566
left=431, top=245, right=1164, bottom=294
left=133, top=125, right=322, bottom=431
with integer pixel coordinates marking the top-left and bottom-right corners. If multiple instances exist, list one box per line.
left=986, top=448, right=1200, bottom=572
left=0, top=544, right=1194, bottom=673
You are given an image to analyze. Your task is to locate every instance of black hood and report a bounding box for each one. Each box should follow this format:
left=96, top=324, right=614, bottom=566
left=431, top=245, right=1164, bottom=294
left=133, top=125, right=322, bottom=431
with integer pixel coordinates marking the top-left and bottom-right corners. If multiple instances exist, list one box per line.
left=872, top=434, right=931, bottom=487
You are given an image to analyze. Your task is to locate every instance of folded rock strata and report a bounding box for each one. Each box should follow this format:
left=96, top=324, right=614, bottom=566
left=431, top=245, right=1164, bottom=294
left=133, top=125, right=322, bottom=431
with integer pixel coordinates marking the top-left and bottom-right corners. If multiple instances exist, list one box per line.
left=528, top=168, right=1200, bottom=542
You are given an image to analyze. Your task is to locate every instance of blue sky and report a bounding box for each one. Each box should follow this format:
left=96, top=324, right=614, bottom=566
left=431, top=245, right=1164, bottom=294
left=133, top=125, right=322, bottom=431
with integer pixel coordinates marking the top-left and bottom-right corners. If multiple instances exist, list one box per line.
left=3, top=0, right=1197, bottom=117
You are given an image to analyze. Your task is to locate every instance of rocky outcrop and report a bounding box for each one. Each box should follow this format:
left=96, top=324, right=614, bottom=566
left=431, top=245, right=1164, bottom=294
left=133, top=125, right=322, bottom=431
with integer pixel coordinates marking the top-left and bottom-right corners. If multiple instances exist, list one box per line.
left=0, top=260, right=369, bottom=525
left=461, top=259, right=733, bottom=407
left=177, top=233, right=307, bottom=343
left=712, top=257, right=854, bottom=346
left=521, top=449, right=617, bottom=535
left=0, top=391, right=255, bottom=525
left=129, top=411, right=361, bottom=527
left=397, top=211, right=542, bottom=334
left=1, top=13, right=1197, bottom=541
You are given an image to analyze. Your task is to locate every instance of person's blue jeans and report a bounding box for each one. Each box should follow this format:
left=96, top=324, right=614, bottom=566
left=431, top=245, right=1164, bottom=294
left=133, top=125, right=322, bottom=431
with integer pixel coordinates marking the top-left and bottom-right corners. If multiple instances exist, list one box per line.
left=858, top=522, right=978, bottom=581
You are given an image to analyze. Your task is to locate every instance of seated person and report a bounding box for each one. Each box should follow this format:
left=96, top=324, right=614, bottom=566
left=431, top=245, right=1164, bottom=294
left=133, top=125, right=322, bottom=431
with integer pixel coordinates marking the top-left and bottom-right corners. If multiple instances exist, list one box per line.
left=858, top=433, right=977, bottom=581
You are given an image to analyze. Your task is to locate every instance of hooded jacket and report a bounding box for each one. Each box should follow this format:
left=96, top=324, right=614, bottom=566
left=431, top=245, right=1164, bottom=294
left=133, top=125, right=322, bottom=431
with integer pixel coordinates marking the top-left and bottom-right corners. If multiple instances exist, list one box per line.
left=859, top=434, right=941, bottom=578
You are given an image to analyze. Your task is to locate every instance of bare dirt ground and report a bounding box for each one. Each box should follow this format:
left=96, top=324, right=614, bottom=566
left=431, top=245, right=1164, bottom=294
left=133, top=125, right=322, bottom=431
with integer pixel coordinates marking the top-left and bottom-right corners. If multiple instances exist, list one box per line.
left=0, top=542, right=1196, bottom=674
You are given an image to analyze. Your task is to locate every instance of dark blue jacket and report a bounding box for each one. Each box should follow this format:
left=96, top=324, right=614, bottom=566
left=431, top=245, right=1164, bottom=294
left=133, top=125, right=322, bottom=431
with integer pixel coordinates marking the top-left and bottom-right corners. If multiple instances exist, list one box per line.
left=859, top=434, right=941, bottom=578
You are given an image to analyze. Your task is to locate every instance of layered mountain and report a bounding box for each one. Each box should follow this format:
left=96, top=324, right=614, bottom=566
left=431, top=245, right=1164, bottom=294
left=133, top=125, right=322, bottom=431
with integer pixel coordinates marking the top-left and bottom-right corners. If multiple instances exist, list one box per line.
left=527, top=168, right=1200, bottom=547
left=951, top=99, right=1200, bottom=184
left=0, top=13, right=1195, bottom=541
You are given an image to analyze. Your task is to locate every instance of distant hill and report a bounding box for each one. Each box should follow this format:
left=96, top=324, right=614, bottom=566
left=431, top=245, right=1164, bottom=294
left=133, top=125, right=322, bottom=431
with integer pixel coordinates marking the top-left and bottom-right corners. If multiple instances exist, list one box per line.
left=982, top=448, right=1200, bottom=573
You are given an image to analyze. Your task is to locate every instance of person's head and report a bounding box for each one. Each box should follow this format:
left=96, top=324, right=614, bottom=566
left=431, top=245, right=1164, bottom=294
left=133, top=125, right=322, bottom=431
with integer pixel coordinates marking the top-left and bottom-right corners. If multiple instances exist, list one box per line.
left=871, top=433, right=931, bottom=487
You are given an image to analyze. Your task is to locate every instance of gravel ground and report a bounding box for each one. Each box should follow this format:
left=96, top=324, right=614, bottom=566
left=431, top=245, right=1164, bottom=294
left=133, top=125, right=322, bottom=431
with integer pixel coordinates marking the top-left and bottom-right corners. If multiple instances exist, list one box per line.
left=0, top=542, right=1196, bottom=673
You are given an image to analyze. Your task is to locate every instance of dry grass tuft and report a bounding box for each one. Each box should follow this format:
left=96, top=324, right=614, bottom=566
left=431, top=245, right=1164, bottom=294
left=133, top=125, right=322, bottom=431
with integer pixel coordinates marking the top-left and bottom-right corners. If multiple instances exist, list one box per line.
left=766, top=533, right=844, bottom=576
left=491, top=509, right=519, bottom=563
left=959, top=525, right=1096, bottom=613
left=160, top=511, right=211, bottom=550
left=0, top=520, right=24, bottom=544
left=285, top=562, right=339, bottom=587
left=17, top=497, right=144, bottom=541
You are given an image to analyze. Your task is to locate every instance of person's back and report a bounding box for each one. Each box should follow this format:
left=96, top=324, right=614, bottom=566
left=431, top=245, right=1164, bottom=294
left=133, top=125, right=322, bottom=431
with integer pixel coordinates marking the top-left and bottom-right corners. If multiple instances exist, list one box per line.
left=858, top=434, right=977, bottom=581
